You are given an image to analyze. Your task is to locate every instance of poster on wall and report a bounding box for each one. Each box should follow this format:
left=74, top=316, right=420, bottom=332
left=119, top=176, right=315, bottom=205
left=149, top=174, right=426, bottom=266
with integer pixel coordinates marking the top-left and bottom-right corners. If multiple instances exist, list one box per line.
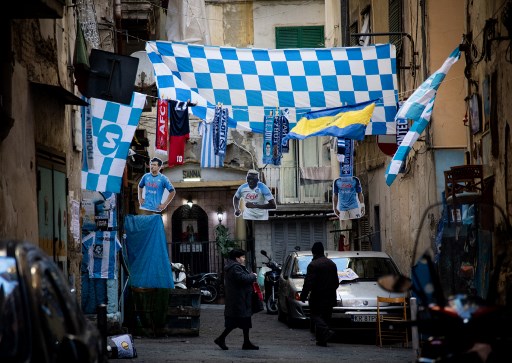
left=82, top=190, right=117, bottom=231
left=332, top=176, right=365, bottom=221
left=469, top=93, right=481, bottom=134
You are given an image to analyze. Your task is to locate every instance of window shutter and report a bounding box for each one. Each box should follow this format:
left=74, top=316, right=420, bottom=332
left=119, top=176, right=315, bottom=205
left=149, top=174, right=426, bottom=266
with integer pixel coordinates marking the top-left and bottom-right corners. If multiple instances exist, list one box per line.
left=300, top=26, right=324, bottom=47
left=276, top=26, right=324, bottom=49
left=276, top=27, right=300, bottom=49
left=389, top=0, right=403, bottom=54
left=349, top=22, right=359, bottom=46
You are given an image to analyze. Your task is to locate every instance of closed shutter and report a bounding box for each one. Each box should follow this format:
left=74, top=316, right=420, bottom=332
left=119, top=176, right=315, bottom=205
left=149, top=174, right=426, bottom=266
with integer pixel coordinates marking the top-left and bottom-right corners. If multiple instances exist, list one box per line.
left=276, top=26, right=324, bottom=49
left=272, top=219, right=327, bottom=263
left=349, top=22, right=359, bottom=46
left=388, top=0, right=403, bottom=55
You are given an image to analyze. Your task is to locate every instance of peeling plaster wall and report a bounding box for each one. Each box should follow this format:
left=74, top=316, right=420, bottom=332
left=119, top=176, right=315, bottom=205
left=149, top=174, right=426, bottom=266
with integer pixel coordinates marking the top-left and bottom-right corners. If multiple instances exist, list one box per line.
left=253, top=0, right=324, bottom=49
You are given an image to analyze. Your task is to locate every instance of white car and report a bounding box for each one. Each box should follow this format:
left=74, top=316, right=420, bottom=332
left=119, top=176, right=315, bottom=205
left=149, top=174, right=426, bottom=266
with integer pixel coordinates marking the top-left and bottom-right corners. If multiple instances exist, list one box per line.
left=277, top=250, right=407, bottom=330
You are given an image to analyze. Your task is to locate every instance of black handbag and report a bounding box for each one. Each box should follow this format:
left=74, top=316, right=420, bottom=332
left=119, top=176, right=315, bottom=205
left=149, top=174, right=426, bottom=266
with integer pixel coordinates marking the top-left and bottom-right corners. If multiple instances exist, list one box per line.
left=252, top=282, right=264, bottom=314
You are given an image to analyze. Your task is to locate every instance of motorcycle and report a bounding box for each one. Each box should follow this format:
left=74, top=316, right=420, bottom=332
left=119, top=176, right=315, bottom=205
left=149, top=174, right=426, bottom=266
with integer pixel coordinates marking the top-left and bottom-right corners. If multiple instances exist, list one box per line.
left=259, top=250, right=281, bottom=314
left=378, top=201, right=512, bottom=362
left=171, top=262, right=220, bottom=304
left=187, top=272, right=220, bottom=304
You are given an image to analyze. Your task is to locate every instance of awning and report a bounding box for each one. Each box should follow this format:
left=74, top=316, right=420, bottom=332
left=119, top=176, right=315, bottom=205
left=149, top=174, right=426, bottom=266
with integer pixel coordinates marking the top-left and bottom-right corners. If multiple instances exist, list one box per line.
left=30, top=82, right=88, bottom=106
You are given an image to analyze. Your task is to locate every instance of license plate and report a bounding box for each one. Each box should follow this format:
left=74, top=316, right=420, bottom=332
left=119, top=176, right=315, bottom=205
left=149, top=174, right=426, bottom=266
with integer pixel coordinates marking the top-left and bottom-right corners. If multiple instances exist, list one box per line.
left=352, top=315, right=377, bottom=322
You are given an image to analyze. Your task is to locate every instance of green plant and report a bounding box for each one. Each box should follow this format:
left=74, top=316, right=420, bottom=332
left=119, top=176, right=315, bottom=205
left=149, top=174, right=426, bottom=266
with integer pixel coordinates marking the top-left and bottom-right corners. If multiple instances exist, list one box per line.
left=215, top=224, right=237, bottom=258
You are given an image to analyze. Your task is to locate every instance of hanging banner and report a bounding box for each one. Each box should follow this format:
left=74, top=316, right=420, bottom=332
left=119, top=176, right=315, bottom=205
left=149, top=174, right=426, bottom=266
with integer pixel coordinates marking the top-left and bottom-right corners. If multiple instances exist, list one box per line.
left=272, top=113, right=282, bottom=166
left=156, top=99, right=169, bottom=155
left=339, top=138, right=354, bottom=177
left=281, top=109, right=290, bottom=154
left=262, top=113, right=273, bottom=165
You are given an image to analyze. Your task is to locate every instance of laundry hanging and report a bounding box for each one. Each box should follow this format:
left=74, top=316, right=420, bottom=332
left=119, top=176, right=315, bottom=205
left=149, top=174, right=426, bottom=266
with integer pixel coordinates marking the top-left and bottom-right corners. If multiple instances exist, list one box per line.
left=168, top=100, right=191, bottom=167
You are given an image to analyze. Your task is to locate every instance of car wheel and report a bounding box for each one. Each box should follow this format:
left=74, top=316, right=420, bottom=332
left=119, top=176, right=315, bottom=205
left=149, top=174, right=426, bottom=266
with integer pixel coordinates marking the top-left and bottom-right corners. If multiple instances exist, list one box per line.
left=284, top=302, right=298, bottom=329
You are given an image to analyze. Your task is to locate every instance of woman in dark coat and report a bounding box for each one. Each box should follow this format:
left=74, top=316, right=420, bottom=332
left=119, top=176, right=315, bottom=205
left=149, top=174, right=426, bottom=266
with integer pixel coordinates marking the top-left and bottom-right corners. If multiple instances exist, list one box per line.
left=214, top=248, right=259, bottom=350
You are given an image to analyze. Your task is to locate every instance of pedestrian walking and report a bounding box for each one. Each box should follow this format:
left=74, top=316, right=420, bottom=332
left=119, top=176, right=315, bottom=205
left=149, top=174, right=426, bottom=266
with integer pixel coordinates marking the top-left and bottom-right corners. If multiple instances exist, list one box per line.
left=214, top=249, right=259, bottom=351
left=300, top=242, right=339, bottom=347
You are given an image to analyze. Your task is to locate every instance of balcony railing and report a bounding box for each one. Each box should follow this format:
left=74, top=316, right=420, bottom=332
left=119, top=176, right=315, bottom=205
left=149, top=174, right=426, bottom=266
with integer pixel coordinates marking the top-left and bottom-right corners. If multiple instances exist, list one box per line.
left=262, top=166, right=333, bottom=205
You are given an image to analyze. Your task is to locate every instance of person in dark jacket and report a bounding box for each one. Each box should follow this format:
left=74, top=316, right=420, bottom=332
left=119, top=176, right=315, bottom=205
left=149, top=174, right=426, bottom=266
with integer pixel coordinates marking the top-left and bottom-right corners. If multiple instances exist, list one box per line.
left=300, top=242, right=339, bottom=347
left=214, top=248, right=259, bottom=350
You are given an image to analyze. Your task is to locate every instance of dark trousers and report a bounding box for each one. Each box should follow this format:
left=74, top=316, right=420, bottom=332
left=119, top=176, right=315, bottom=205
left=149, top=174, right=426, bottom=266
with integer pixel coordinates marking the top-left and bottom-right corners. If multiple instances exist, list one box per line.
left=310, top=307, right=333, bottom=342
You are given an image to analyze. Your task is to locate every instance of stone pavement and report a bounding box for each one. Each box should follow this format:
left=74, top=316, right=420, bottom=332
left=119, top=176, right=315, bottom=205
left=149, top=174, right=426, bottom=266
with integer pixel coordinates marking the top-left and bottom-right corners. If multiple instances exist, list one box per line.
left=121, top=303, right=415, bottom=363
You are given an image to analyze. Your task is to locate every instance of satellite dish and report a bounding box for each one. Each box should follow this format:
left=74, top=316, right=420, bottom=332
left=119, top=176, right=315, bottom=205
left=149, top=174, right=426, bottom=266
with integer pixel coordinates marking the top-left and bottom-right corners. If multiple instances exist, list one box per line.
left=131, top=51, right=156, bottom=89
left=86, top=49, right=139, bottom=105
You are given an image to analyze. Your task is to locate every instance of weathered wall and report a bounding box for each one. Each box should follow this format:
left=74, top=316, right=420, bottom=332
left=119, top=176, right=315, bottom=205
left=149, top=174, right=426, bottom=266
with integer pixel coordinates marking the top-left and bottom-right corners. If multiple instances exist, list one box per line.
left=0, top=63, right=38, bottom=242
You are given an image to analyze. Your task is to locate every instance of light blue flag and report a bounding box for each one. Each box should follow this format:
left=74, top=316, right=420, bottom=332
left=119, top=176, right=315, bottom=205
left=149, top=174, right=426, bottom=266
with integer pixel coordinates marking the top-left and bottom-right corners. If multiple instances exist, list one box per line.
left=385, top=95, right=435, bottom=186
left=395, top=47, right=460, bottom=121
left=81, top=92, right=146, bottom=193
left=385, top=47, right=461, bottom=186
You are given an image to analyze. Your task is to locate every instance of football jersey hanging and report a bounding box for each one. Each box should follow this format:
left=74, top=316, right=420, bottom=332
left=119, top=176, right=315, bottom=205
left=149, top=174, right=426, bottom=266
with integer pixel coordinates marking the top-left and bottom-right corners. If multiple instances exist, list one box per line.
left=168, top=100, right=190, bottom=167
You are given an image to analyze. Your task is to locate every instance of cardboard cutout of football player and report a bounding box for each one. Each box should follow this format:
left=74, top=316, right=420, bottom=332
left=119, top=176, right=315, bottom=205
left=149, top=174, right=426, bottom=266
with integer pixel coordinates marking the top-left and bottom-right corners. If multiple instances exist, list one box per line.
left=138, top=157, right=176, bottom=213
left=233, top=169, right=276, bottom=221
left=333, top=176, right=365, bottom=220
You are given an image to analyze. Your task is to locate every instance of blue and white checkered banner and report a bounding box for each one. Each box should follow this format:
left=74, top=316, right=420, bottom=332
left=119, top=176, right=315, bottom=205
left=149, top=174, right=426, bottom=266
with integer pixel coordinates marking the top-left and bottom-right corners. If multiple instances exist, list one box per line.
left=395, top=47, right=460, bottom=121
left=385, top=46, right=461, bottom=186
left=81, top=92, right=146, bottom=193
left=385, top=94, right=435, bottom=186
left=145, top=41, right=399, bottom=134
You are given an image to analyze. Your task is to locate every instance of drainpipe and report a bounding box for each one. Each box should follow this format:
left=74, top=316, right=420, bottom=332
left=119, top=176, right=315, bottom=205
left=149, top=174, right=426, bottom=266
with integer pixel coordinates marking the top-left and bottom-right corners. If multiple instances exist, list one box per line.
left=420, top=0, right=432, bottom=147
left=114, top=0, right=123, bottom=54
left=341, top=0, right=350, bottom=46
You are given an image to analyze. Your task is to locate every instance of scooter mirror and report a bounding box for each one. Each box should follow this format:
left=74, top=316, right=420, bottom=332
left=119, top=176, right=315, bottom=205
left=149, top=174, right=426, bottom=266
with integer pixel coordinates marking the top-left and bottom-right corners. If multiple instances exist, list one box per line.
left=260, top=250, right=268, bottom=257
left=378, top=274, right=412, bottom=293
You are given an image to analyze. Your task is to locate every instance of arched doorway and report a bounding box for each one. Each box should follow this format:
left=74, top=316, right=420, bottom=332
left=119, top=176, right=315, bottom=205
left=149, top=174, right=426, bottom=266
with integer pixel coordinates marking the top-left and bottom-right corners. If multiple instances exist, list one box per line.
left=171, top=205, right=210, bottom=274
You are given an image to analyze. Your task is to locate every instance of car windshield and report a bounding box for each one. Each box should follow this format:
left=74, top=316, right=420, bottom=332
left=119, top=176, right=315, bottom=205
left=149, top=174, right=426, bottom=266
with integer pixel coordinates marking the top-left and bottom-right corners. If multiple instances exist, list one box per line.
left=293, top=255, right=399, bottom=280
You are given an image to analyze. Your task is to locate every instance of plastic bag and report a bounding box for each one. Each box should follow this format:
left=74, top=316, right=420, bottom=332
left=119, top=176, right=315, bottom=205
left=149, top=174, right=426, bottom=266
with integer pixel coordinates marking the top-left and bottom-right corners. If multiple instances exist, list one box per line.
left=252, top=282, right=264, bottom=314
left=107, top=334, right=137, bottom=359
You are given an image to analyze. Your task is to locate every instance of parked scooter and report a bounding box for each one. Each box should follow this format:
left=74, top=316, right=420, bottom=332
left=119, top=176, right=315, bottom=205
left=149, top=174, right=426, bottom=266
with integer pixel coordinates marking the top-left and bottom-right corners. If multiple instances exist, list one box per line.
left=171, top=262, right=187, bottom=289
left=378, top=201, right=512, bottom=363
left=259, top=250, right=281, bottom=314
left=171, top=262, right=220, bottom=304
left=187, top=272, right=220, bottom=304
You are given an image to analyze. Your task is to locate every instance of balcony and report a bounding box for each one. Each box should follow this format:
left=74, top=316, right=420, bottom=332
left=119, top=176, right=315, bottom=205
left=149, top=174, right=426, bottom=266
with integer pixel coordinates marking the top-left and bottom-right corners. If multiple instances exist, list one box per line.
left=262, top=166, right=333, bottom=205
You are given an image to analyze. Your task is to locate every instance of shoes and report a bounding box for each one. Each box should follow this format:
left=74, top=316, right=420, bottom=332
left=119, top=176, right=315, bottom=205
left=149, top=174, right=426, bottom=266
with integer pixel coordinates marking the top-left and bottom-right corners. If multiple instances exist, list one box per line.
left=242, top=342, right=259, bottom=350
left=316, top=330, right=334, bottom=347
left=214, top=337, right=228, bottom=350
left=324, top=330, right=335, bottom=342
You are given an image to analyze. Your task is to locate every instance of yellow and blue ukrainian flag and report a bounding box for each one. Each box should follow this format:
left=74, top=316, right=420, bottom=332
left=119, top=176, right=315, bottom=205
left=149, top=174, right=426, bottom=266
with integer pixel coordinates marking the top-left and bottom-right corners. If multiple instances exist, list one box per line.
left=282, top=100, right=376, bottom=144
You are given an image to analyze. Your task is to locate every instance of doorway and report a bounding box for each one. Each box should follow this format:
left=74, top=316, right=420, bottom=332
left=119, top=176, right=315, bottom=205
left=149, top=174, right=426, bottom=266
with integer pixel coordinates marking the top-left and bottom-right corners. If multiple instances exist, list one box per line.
left=37, top=149, right=68, bottom=275
left=171, top=204, right=210, bottom=274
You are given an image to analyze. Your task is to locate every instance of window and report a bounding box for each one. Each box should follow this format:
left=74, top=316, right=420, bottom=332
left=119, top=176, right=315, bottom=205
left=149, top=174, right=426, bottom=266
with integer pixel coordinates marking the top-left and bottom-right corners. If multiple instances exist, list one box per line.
left=359, top=7, right=372, bottom=46
left=389, top=0, right=403, bottom=54
left=275, top=26, right=325, bottom=49
left=349, top=22, right=359, bottom=46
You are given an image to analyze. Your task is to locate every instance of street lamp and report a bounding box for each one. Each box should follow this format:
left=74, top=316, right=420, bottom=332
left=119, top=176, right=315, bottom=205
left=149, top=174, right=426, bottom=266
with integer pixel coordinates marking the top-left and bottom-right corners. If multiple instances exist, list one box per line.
left=187, top=198, right=193, bottom=208
left=217, top=207, right=223, bottom=224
